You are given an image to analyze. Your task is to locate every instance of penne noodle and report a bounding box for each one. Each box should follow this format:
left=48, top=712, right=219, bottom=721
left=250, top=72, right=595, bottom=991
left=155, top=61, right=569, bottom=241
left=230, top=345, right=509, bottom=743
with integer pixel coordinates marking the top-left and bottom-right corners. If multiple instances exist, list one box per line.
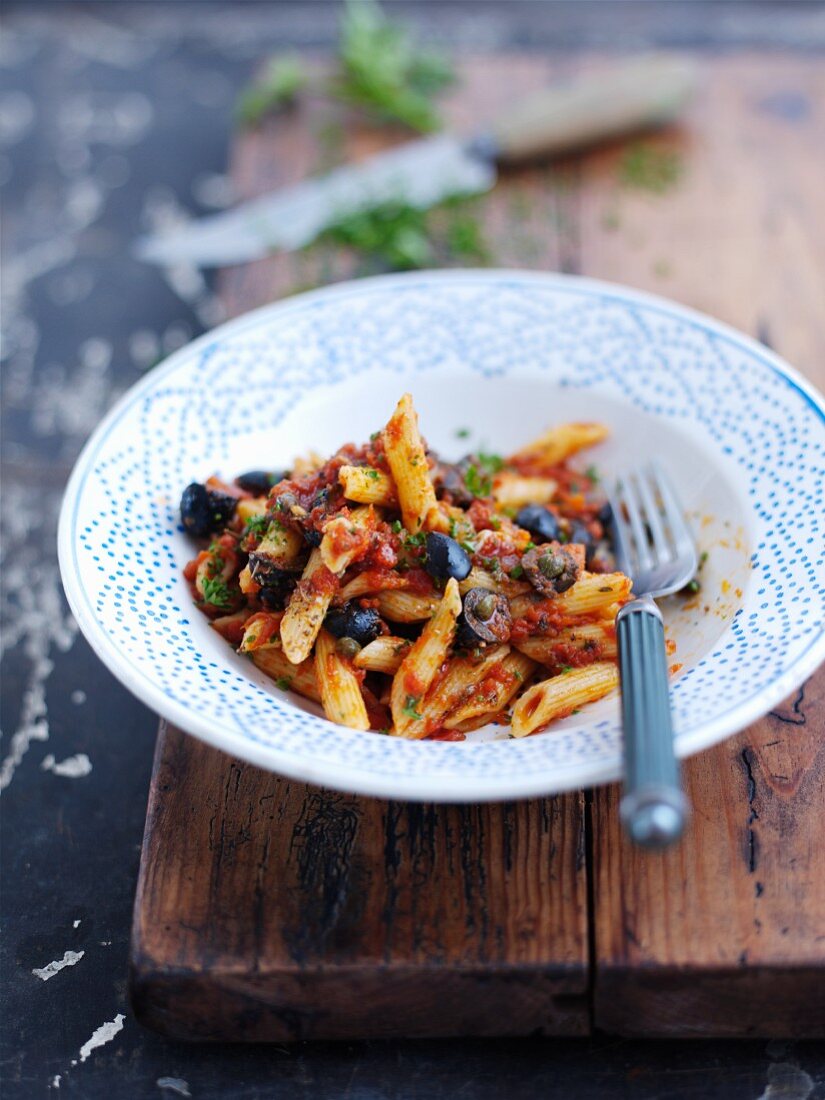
left=239, top=610, right=284, bottom=653
left=250, top=518, right=305, bottom=571
left=420, top=645, right=511, bottom=734
left=237, top=497, right=268, bottom=522
left=376, top=590, right=441, bottom=622
left=280, top=548, right=339, bottom=664
left=338, top=465, right=397, bottom=507
left=492, top=473, right=557, bottom=508
left=238, top=564, right=260, bottom=596
left=314, top=628, right=370, bottom=730
left=444, top=651, right=537, bottom=728
left=320, top=505, right=375, bottom=574
left=514, top=623, right=617, bottom=665
left=353, top=635, right=412, bottom=675
left=509, top=572, right=631, bottom=620
left=291, top=450, right=325, bottom=477
left=251, top=646, right=321, bottom=703
left=458, top=565, right=532, bottom=599
left=339, top=570, right=408, bottom=601
left=390, top=578, right=462, bottom=737
left=511, top=422, right=609, bottom=466
left=382, top=393, right=439, bottom=533
left=511, top=662, right=619, bottom=738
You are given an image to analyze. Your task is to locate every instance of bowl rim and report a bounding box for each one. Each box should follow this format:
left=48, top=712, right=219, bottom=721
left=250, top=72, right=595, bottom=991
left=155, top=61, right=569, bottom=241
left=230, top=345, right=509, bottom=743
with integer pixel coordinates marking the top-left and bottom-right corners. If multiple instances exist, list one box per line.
left=57, top=269, right=825, bottom=801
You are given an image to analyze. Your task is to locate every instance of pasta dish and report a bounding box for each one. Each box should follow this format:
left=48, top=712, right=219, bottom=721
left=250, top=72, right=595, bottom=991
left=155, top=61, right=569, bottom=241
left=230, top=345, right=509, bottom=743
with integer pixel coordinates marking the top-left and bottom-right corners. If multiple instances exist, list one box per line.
left=181, top=394, right=630, bottom=739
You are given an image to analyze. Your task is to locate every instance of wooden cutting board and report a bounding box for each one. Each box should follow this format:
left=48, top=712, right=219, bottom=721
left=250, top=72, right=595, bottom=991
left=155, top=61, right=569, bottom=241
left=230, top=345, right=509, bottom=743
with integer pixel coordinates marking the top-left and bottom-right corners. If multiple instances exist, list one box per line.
left=129, top=55, right=825, bottom=1040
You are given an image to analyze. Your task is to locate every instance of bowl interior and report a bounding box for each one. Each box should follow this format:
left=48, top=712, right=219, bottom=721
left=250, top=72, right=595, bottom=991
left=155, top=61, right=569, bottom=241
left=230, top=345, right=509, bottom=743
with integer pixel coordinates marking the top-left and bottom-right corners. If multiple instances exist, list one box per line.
left=179, top=370, right=753, bottom=742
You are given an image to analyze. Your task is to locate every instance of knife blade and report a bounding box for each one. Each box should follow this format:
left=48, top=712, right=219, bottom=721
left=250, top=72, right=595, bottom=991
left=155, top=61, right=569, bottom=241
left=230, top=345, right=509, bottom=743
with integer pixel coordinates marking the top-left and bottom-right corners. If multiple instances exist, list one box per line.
left=136, top=56, right=697, bottom=269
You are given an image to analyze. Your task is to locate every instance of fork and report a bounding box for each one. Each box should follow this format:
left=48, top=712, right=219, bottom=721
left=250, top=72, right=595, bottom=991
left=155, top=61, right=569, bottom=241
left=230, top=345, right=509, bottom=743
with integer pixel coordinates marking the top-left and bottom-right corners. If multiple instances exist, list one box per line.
left=608, top=463, right=697, bottom=848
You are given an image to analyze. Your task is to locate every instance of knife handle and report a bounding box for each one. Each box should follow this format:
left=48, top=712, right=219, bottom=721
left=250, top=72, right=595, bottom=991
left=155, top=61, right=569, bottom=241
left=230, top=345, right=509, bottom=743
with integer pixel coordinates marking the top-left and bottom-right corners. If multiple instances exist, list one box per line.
left=485, top=56, right=697, bottom=165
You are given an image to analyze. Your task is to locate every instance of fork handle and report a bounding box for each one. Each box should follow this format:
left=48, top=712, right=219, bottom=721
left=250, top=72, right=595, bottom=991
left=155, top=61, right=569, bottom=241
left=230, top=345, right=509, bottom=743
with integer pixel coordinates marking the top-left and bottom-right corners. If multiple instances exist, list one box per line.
left=617, top=596, right=689, bottom=848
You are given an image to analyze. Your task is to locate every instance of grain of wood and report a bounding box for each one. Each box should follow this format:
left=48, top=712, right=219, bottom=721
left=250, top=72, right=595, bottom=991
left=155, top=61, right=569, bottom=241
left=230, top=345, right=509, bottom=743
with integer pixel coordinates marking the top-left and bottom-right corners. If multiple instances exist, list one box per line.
left=130, top=723, right=589, bottom=1040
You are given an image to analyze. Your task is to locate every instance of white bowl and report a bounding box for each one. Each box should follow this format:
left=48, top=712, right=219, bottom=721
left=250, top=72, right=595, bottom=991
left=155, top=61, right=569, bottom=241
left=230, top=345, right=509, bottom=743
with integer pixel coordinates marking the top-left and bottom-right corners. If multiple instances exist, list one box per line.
left=58, top=271, right=825, bottom=801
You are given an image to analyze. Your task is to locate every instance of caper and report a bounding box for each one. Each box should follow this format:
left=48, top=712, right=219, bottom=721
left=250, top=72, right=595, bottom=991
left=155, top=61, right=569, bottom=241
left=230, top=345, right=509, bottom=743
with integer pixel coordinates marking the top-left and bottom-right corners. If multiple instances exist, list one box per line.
left=474, top=593, right=497, bottom=621
left=336, top=636, right=362, bottom=659
left=538, top=552, right=565, bottom=580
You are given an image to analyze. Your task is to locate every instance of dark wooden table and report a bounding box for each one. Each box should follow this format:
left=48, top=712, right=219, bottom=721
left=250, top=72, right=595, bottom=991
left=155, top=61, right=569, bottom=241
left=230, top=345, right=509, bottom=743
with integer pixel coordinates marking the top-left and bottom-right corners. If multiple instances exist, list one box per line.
left=3, top=3, right=825, bottom=1097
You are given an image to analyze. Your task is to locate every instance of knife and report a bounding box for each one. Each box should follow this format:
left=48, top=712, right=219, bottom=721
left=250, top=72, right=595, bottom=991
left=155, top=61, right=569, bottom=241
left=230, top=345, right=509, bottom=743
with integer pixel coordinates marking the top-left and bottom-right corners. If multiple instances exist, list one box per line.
left=136, top=56, right=697, bottom=268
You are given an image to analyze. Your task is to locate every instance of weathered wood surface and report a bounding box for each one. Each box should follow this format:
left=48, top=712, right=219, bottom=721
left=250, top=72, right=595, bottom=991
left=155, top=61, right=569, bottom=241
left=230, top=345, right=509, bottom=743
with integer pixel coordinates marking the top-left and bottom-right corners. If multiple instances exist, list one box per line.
left=131, top=723, right=589, bottom=1040
left=131, top=54, right=825, bottom=1039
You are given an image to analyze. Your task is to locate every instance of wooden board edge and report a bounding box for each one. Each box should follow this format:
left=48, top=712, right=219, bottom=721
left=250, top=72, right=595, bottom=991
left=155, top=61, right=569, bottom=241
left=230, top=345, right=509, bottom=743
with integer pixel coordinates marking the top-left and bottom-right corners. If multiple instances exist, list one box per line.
left=595, top=964, right=825, bottom=1039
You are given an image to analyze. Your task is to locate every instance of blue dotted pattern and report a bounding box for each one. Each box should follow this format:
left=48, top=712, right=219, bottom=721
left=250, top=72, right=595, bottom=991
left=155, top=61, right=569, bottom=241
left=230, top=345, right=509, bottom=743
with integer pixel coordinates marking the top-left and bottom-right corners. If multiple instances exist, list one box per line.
left=66, top=274, right=825, bottom=784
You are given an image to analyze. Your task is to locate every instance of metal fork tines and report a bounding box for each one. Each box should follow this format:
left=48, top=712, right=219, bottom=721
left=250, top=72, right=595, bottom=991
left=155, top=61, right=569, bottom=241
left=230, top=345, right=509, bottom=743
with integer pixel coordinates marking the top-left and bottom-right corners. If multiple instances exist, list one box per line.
left=612, top=464, right=697, bottom=599
left=608, top=463, right=697, bottom=848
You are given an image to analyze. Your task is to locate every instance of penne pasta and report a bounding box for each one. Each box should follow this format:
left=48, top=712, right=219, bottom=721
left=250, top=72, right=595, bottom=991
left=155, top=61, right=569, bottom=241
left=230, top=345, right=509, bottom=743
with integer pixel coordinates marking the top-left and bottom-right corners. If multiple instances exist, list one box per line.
left=444, top=651, right=537, bottom=728
left=338, top=465, right=397, bottom=507
left=280, top=548, right=339, bottom=664
left=251, top=646, right=321, bottom=703
left=314, top=628, right=370, bottom=730
left=376, top=590, right=441, bottom=622
left=390, top=578, right=462, bottom=737
left=511, top=422, right=609, bottom=466
left=511, top=662, right=619, bottom=737
left=492, top=473, right=557, bottom=508
left=382, top=393, right=438, bottom=533
left=353, top=635, right=412, bottom=675
left=340, top=570, right=408, bottom=601
left=419, top=645, right=511, bottom=734
left=250, top=518, right=305, bottom=571
left=182, top=393, right=632, bottom=742
left=509, top=572, right=631, bottom=620
left=237, top=497, right=268, bottom=523
left=514, top=623, right=617, bottom=665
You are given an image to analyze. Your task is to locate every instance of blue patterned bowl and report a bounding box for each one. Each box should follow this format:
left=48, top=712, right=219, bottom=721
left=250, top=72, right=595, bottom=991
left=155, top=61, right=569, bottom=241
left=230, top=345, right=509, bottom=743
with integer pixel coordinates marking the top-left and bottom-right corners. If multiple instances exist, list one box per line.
left=58, top=271, right=825, bottom=800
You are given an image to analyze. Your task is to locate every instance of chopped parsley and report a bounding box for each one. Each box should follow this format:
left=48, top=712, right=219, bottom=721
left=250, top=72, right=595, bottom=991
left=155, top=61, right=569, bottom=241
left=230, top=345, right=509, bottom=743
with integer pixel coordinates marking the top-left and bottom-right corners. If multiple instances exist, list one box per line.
left=477, top=451, right=504, bottom=474
left=370, top=430, right=381, bottom=442
left=402, top=695, right=422, bottom=720
left=201, top=577, right=232, bottom=609
left=366, top=469, right=380, bottom=480
left=275, top=677, right=293, bottom=690
left=585, top=464, right=600, bottom=483
left=391, top=519, right=403, bottom=534
left=509, top=563, right=524, bottom=580
left=455, top=427, right=471, bottom=439
left=559, top=664, right=574, bottom=674
left=463, top=463, right=492, bottom=498
left=403, top=530, right=427, bottom=549
left=244, top=514, right=270, bottom=537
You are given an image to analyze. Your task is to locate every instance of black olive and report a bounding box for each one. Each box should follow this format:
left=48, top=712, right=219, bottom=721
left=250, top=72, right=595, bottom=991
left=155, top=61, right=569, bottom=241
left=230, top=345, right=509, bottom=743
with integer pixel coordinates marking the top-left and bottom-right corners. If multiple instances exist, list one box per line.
left=456, top=588, right=512, bottom=647
left=259, top=572, right=297, bottom=609
left=522, top=545, right=580, bottom=596
left=567, top=520, right=595, bottom=566
left=235, top=470, right=283, bottom=496
left=597, top=501, right=613, bottom=528
left=433, top=460, right=475, bottom=508
left=515, top=504, right=562, bottom=544
left=302, top=527, right=322, bottom=548
left=424, top=532, right=472, bottom=582
left=180, top=482, right=237, bottom=538
left=324, top=603, right=382, bottom=646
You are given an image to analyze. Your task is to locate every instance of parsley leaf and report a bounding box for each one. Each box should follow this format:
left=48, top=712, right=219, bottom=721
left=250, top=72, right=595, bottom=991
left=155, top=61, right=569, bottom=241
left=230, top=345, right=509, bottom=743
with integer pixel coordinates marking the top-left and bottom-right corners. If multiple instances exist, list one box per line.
left=463, top=463, right=491, bottom=498
left=275, top=677, right=293, bottom=690
left=201, top=577, right=232, bottom=609
left=244, top=514, right=270, bottom=537
left=402, top=695, right=422, bottom=720
left=455, top=427, right=470, bottom=439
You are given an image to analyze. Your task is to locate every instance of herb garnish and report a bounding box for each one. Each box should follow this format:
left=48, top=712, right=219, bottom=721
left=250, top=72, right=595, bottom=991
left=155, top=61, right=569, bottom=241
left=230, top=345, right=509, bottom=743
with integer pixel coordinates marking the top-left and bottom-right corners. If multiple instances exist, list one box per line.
left=201, top=577, right=232, bottom=609
left=275, top=677, right=293, bottom=690
left=402, top=695, right=422, bottom=720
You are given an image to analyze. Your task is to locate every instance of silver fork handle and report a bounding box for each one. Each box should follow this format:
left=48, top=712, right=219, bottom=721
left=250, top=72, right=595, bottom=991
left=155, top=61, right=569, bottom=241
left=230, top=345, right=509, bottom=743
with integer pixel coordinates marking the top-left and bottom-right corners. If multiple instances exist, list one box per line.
left=617, top=596, right=689, bottom=847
